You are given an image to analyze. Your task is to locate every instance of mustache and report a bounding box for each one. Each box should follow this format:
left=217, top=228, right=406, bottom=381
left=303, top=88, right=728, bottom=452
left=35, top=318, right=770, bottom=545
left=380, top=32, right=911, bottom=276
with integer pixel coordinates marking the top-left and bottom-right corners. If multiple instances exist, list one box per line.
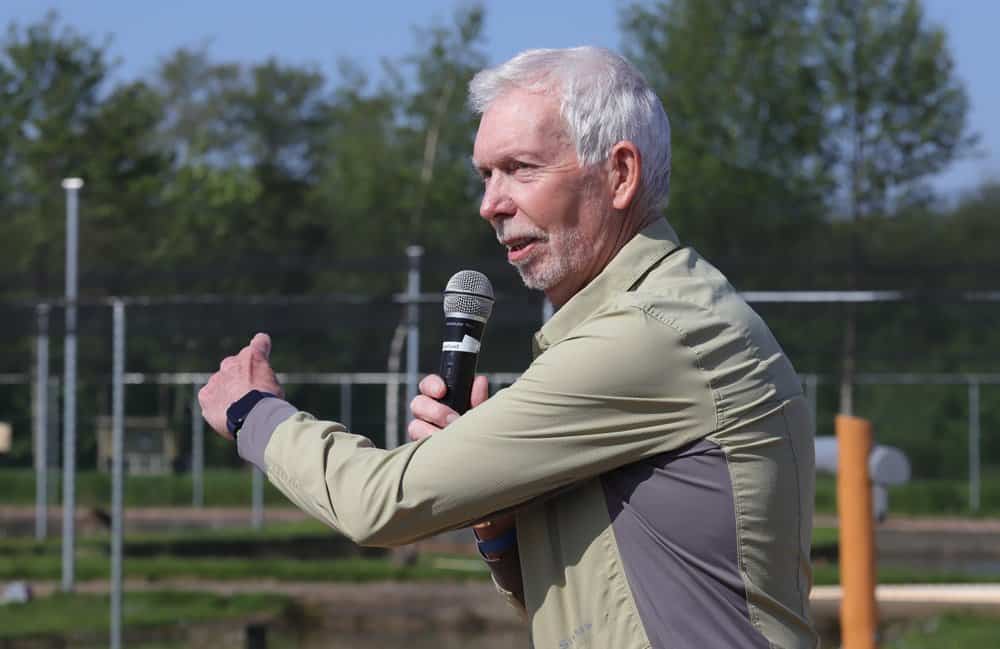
left=494, top=222, right=547, bottom=244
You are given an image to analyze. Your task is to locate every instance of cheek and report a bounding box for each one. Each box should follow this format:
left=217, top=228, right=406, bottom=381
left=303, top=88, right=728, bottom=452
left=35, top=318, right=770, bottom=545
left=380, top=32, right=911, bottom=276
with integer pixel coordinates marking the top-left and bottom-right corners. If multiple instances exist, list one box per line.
left=514, top=181, right=585, bottom=230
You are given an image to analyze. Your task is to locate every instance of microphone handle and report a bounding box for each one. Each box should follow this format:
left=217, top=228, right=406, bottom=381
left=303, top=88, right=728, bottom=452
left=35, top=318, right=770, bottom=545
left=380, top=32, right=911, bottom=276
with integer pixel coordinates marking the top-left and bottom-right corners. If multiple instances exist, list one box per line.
left=438, top=316, right=486, bottom=415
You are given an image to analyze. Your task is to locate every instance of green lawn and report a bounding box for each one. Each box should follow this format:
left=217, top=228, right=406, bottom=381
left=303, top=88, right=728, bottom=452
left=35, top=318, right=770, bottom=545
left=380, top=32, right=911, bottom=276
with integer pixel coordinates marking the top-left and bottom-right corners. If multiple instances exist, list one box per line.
left=0, top=591, right=291, bottom=638
left=5, top=468, right=1000, bottom=514
left=2, top=522, right=998, bottom=647
left=0, top=522, right=991, bottom=587
left=0, top=468, right=294, bottom=507
left=883, top=614, right=1000, bottom=648
left=0, top=520, right=489, bottom=583
left=0, top=553, right=487, bottom=582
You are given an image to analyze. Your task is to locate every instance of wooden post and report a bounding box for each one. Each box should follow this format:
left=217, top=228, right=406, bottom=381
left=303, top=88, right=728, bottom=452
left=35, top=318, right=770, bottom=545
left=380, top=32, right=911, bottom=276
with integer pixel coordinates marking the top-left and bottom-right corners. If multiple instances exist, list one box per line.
left=836, top=415, right=878, bottom=649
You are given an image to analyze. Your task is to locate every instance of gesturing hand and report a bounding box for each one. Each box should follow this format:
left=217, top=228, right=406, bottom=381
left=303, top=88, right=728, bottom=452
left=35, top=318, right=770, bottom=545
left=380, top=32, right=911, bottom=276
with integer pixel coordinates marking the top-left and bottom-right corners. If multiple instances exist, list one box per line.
left=407, top=374, right=489, bottom=442
left=198, top=332, right=284, bottom=439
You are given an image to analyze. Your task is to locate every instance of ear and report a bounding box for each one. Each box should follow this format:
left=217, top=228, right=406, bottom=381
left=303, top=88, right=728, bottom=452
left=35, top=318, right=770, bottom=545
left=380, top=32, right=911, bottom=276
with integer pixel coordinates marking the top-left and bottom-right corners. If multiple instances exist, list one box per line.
left=608, top=141, right=641, bottom=211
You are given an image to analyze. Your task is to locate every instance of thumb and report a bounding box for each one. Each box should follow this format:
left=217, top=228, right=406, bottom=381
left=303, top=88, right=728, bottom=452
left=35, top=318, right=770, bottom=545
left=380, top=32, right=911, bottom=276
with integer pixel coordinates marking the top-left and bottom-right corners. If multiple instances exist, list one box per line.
left=250, top=332, right=272, bottom=359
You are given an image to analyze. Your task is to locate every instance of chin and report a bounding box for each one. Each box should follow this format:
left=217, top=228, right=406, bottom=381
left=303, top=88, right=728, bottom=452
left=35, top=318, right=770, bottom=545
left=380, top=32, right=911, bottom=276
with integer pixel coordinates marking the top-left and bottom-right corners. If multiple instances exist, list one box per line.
left=514, top=263, right=562, bottom=292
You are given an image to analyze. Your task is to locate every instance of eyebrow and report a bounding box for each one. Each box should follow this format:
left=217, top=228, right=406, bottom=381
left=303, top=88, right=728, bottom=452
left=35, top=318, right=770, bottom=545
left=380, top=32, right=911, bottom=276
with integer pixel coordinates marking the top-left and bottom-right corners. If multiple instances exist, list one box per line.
left=469, top=152, right=540, bottom=175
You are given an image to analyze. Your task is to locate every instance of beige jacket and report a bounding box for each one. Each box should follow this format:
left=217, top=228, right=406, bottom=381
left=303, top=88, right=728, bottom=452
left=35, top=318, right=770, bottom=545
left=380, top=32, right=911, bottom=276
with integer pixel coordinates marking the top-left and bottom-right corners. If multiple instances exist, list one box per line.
left=253, top=219, right=817, bottom=648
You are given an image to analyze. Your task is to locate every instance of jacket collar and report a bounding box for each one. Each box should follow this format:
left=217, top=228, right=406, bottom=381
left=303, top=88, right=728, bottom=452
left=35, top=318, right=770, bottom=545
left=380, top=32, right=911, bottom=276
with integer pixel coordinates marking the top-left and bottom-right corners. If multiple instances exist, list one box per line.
left=532, top=218, right=681, bottom=356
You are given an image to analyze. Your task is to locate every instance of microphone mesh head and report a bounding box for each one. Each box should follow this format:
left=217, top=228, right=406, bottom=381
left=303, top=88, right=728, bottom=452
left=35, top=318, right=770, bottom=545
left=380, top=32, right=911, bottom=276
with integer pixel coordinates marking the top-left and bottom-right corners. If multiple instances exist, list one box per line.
left=443, top=270, right=494, bottom=320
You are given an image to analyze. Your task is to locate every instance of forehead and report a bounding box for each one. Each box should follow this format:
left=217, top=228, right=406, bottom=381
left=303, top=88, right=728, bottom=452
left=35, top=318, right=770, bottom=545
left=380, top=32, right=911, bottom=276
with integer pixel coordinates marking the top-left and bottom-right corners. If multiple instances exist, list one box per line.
left=472, top=88, right=571, bottom=164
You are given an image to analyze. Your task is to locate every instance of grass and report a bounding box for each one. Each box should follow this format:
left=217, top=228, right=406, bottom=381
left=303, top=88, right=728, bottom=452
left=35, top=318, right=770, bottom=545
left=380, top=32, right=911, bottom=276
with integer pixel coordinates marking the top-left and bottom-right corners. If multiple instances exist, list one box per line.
left=811, top=525, right=839, bottom=546
left=0, top=521, right=490, bottom=583
left=811, top=563, right=1000, bottom=586
left=0, top=553, right=488, bottom=583
left=883, top=613, right=1000, bottom=648
left=1, top=523, right=991, bottom=587
left=0, top=590, right=291, bottom=638
left=5, top=468, right=1000, bottom=515
left=0, top=468, right=294, bottom=507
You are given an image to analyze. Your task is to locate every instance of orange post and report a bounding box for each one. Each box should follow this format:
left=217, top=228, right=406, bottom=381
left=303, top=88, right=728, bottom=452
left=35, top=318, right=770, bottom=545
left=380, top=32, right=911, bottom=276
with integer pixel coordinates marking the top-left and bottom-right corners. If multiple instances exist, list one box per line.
left=836, top=415, right=878, bottom=649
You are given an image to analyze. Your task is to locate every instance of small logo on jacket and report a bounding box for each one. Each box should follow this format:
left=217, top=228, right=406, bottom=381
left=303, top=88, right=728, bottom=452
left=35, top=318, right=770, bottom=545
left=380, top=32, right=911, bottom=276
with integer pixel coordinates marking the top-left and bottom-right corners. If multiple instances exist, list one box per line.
left=559, top=622, right=594, bottom=649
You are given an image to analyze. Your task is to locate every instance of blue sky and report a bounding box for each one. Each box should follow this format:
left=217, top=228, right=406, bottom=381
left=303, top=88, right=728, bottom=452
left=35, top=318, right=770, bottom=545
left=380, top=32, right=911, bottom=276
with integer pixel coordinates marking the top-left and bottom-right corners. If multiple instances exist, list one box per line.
left=1, top=0, right=996, bottom=197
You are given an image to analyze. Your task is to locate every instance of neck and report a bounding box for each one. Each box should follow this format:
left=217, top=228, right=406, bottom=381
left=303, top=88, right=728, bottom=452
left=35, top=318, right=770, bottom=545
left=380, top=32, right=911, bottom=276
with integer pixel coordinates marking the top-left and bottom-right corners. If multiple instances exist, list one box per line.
left=545, top=210, right=658, bottom=308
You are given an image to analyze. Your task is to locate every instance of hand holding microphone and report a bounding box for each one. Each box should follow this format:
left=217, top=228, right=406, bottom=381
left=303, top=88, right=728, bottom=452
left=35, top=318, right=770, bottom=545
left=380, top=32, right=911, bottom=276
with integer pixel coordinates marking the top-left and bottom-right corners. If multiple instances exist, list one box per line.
left=408, top=270, right=494, bottom=441
left=407, top=271, right=514, bottom=543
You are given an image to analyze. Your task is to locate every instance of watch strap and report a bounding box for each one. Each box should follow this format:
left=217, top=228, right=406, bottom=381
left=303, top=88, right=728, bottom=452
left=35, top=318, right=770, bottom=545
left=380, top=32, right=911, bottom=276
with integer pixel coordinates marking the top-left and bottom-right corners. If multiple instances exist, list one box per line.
left=226, top=389, right=278, bottom=436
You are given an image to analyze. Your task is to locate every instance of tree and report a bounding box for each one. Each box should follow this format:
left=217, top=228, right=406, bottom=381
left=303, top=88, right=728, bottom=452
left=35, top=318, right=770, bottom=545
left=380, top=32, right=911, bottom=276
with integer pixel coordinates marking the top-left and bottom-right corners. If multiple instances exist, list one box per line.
left=396, top=5, right=489, bottom=252
left=0, top=13, right=109, bottom=297
left=621, top=0, right=832, bottom=279
left=817, top=0, right=976, bottom=413
left=623, top=0, right=976, bottom=414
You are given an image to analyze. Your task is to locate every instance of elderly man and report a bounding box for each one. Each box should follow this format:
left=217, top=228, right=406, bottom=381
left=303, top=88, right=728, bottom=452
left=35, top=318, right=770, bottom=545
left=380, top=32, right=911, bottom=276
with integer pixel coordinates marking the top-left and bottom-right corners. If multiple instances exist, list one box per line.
left=200, top=47, right=818, bottom=649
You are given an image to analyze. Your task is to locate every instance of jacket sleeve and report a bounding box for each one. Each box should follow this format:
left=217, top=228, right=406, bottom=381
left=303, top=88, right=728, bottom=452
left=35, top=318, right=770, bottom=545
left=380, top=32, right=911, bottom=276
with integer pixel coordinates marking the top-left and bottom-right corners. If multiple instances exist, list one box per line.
left=261, top=303, right=716, bottom=546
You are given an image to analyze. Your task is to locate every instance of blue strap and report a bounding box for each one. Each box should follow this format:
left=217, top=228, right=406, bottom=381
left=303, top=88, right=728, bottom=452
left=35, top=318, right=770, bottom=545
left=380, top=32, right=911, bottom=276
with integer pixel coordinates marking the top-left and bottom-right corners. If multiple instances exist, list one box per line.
left=476, top=526, right=518, bottom=556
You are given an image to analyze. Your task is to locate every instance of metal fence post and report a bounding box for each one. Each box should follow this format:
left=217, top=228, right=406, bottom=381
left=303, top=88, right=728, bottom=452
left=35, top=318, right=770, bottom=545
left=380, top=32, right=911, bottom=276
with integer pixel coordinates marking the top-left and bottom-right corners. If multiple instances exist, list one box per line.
left=969, top=379, right=981, bottom=513
left=110, top=299, right=126, bottom=649
left=403, top=245, right=423, bottom=450
left=61, top=176, right=83, bottom=593
left=251, top=467, right=264, bottom=530
left=34, top=304, right=50, bottom=541
left=191, top=382, right=205, bottom=508
left=339, top=378, right=352, bottom=431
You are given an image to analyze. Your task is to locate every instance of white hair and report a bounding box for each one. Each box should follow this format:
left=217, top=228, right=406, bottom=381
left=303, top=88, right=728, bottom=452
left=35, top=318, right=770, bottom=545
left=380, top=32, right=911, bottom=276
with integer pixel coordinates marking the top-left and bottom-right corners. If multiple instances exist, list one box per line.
left=469, top=47, right=671, bottom=217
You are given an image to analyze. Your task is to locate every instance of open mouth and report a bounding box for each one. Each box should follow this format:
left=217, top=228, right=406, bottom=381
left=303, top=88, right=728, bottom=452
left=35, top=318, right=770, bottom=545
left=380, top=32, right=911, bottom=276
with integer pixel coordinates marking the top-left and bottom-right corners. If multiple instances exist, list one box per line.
left=503, top=237, right=542, bottom=262
left=506, top=238, right=536, bottom=252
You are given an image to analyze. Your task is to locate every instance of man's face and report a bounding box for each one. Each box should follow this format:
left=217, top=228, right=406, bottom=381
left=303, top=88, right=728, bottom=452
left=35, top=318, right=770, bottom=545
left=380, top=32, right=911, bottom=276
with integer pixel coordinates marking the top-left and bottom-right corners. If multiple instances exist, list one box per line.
left=472, top=88, right=613, bottom=306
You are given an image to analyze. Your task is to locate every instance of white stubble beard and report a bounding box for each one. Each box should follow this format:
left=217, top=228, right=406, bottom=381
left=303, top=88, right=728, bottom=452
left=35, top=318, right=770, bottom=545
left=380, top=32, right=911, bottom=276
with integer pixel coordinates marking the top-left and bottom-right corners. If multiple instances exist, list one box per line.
left=499, top=223, right=588, bottom=293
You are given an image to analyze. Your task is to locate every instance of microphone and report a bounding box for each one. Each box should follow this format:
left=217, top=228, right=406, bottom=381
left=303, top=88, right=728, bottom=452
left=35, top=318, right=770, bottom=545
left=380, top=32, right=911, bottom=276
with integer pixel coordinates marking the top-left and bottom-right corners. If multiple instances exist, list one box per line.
left=438, top=270, right=495, bottom=414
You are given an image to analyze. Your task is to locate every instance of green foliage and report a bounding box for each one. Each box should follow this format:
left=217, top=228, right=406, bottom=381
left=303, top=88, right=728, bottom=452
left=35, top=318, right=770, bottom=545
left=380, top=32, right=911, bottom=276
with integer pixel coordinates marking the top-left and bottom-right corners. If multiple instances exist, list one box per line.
left=622, top=0, right=831, bottom=269
left=0, top=4, right=995, bottom=483
left=814, top=471, right=1000, bottom=515
left=0, top=13, right=110, bottom=296
left=818, top=0, right=976, bottom=217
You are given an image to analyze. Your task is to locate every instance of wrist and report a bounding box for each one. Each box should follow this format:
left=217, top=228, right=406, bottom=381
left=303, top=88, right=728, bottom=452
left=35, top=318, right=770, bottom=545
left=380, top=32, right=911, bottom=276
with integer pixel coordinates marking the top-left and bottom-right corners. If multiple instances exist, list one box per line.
left=475, top=525, right=517, bottom=558
left=472, top=513, right=515, bottom=541
left=226, top=389, right=278, bottom=436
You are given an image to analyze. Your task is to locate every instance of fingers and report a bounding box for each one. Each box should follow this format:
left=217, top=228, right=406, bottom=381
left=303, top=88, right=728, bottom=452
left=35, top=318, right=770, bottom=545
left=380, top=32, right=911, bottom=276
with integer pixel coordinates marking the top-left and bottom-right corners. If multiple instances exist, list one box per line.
left=471, top=375, right=490, bottom=408
left=407, top=418, right=439, bottom=442
left=418, top=374, right=447, bottom=399
left=249, top=332, right=272, bottom=359
left=410, top=394, right=459, bottom=430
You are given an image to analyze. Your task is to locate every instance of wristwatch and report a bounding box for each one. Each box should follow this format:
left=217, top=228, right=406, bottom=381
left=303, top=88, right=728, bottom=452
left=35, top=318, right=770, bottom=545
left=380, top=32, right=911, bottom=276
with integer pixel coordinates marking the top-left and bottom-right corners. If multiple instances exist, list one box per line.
left=226, top=389, right=278, bottom=436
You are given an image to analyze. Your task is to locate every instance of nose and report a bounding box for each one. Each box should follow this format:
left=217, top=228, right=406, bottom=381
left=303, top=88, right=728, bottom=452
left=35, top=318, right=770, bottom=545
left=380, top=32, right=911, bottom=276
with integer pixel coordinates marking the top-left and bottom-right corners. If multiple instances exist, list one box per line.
left=479, top=176, right=516, bottom=222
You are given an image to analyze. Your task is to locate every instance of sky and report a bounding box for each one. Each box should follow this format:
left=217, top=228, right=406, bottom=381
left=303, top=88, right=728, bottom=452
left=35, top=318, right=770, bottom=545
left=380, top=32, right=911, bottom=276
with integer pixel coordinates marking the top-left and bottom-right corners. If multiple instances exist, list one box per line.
left=1, top=0, right=997, bottom=197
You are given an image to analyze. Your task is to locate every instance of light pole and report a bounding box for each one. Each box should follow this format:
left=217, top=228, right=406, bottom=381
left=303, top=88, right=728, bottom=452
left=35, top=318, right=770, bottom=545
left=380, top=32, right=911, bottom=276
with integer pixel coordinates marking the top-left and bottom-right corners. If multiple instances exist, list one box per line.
left=61, top=176, right=83, bottom=593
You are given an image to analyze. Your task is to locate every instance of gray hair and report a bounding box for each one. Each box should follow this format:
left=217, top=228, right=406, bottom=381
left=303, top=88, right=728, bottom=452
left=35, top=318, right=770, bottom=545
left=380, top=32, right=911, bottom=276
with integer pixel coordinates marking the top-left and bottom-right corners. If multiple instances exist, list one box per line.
left=469, top=47, right=671, bottom=216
